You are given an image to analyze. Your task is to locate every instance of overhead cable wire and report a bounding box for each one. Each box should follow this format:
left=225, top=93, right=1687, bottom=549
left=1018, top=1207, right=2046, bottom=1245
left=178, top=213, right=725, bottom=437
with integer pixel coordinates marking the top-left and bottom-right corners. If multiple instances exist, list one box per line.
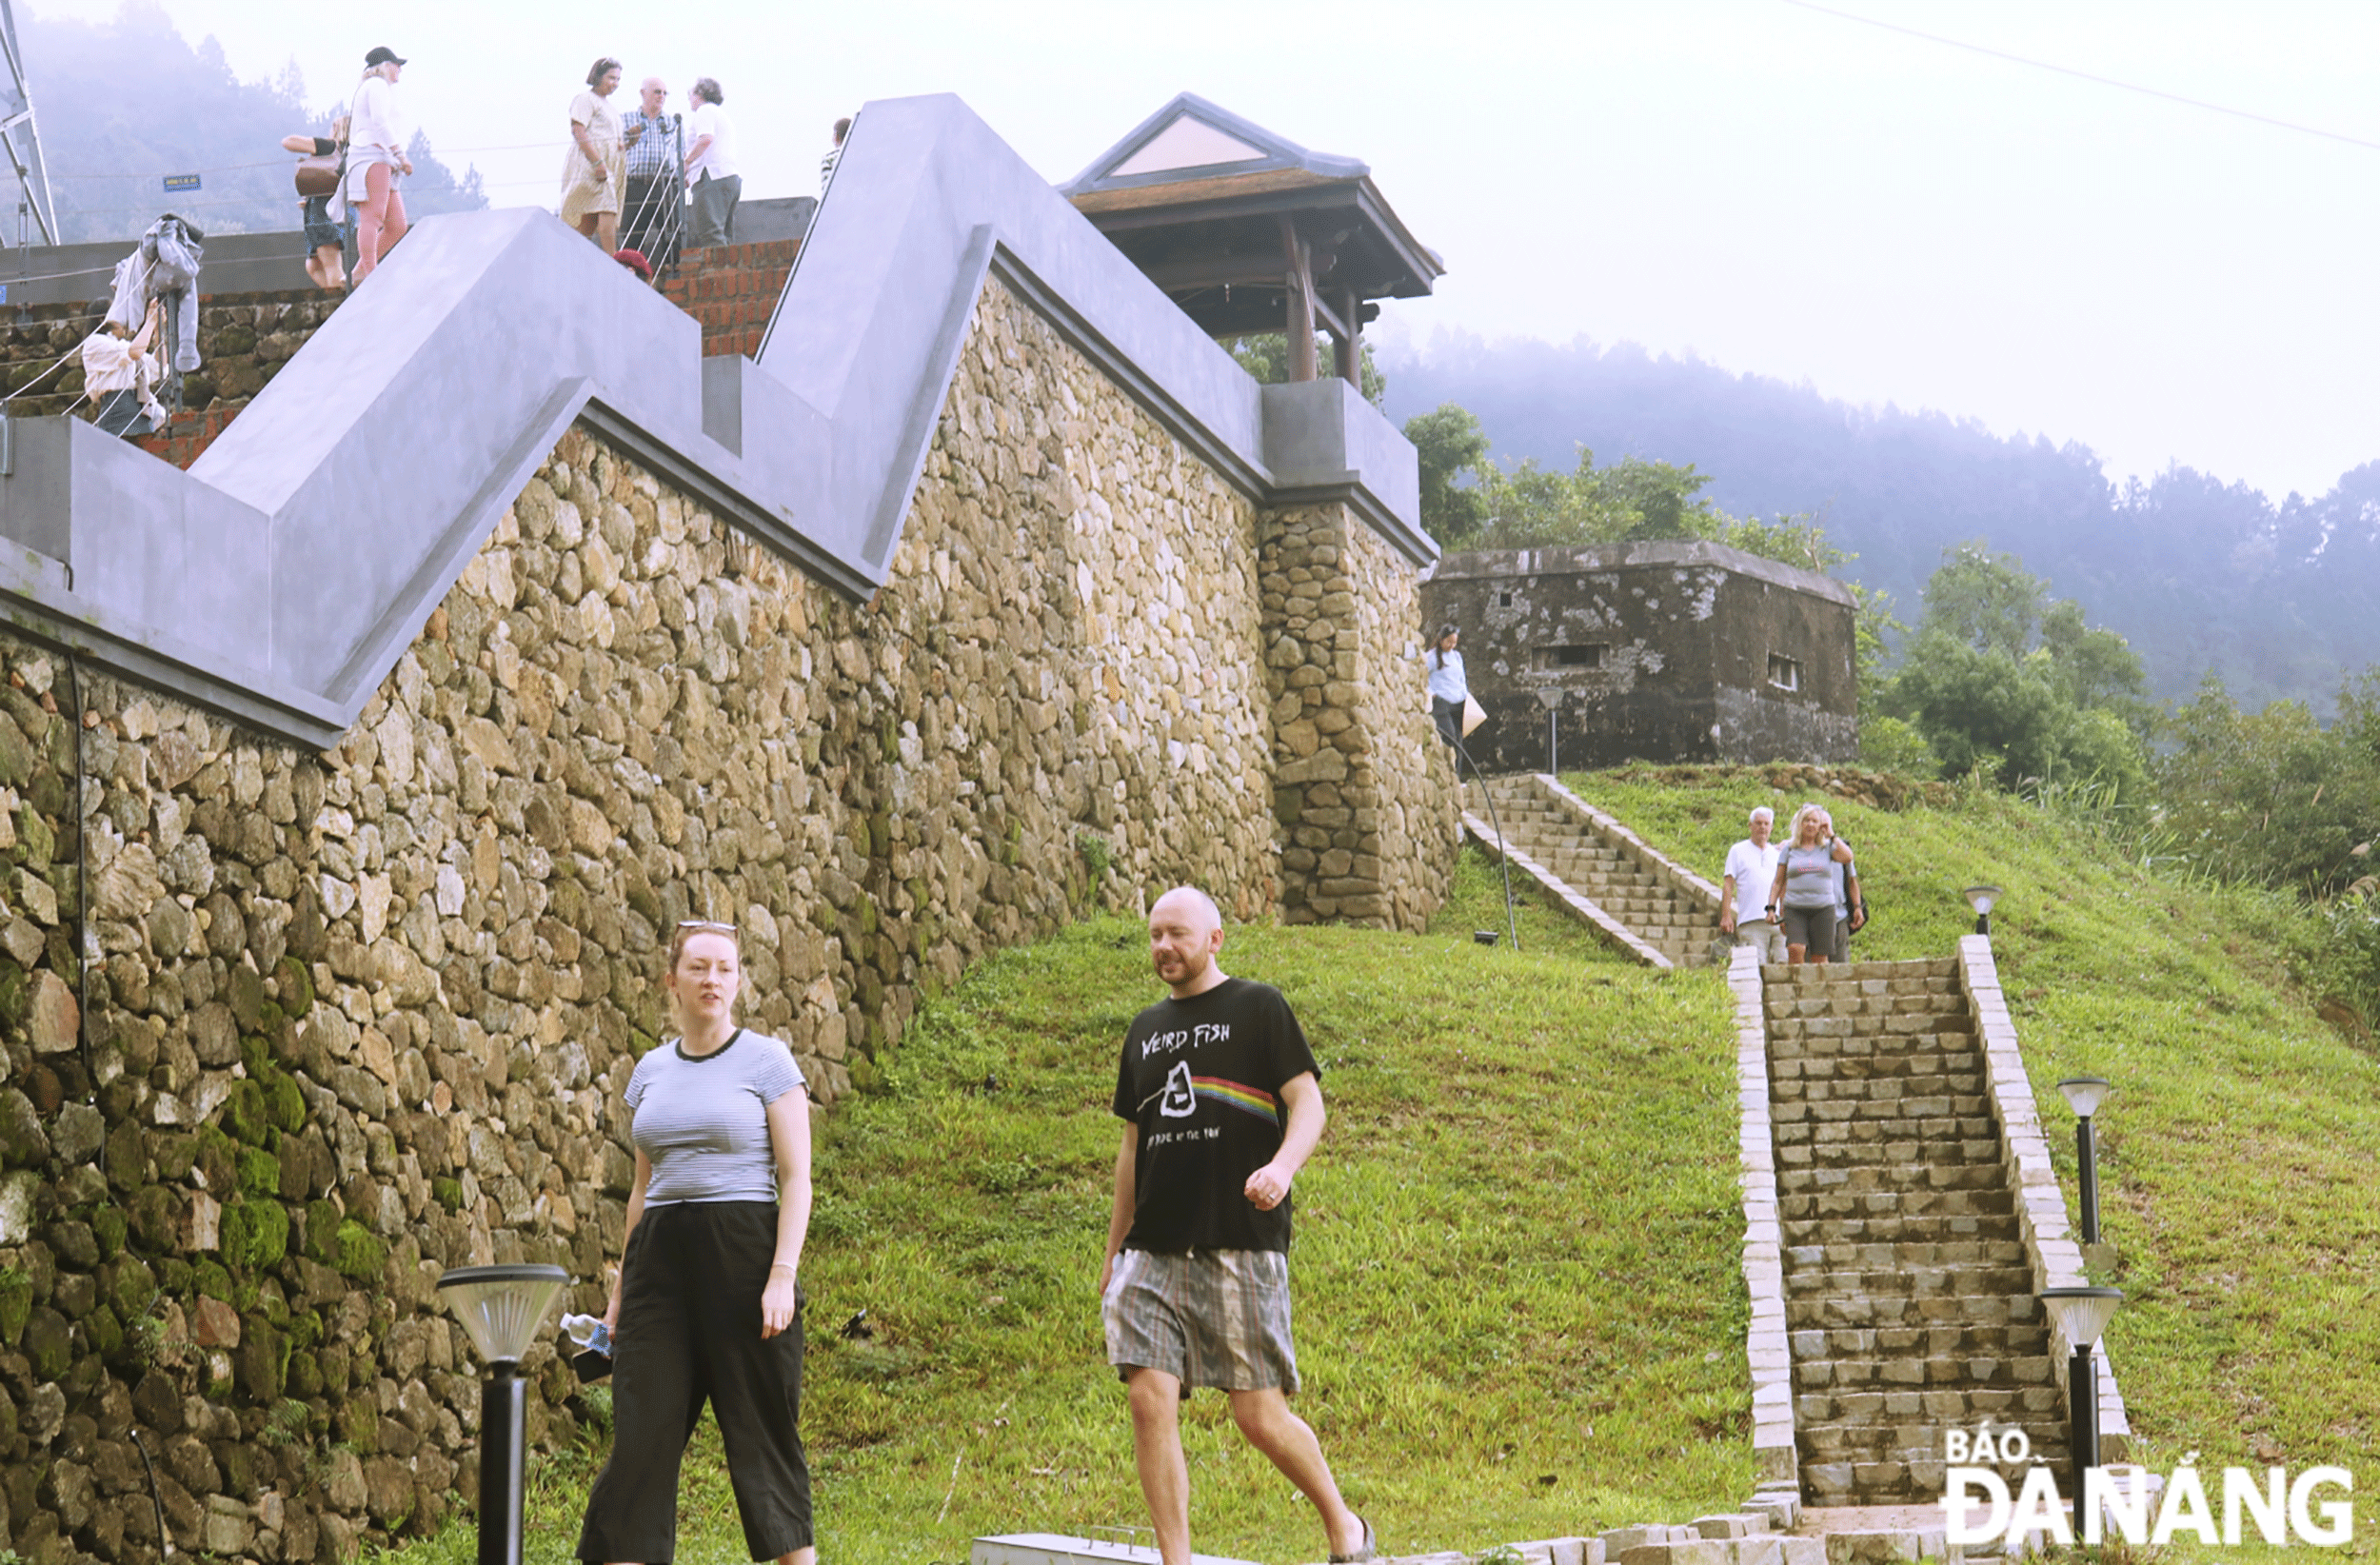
left=1778, top=0, right=2380, bottom=152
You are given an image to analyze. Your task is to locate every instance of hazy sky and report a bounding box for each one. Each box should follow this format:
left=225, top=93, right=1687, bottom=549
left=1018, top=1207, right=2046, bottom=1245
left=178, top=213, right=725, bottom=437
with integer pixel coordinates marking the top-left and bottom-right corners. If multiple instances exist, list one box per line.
left=82, top=0, right=2380, bottom=501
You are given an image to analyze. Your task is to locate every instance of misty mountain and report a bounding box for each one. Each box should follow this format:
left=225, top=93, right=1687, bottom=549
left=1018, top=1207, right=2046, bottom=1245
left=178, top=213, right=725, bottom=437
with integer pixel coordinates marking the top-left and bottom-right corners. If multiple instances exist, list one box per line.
left=25, top=0, right=484, bottom=246
left=1381, top=335, right=2380, bottom=712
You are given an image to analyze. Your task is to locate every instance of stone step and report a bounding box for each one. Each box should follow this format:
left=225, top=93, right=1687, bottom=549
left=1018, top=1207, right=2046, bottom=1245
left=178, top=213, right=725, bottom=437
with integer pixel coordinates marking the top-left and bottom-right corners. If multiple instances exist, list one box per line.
left=1776, top=1164, right=2003, bottom=1195
left=1773, top=1103, right=1996, bottom=1135
left=1777, top=1188, right=2014, bottom=1222
left=1782, top=1264, right=2037, bottom=1298
left=1785, top=1294, right=2043, bottom=1330
left=1799, top=1351, right=2066, bottom=1389
left=1770, top=958, right=1960, bottom=982
left=1794, top=1385, right=2066, bottom=1427
left=1790, top=1323, right=2051, bottom=1358
left=1774, top=1078, right=1986, bottom=1105
left=1771, top=989, right=1971, bottom=1013
left=1776, top=1138, right=2004, bottom=1171
left=1796, top=1422, right=2069, bottom=1462
left=1778, top=1218, right=2023, bottom=1254
left=1784, top=1238, right=2028, bottom=1269
left=1768, top=1043, right=1979, bottom=1074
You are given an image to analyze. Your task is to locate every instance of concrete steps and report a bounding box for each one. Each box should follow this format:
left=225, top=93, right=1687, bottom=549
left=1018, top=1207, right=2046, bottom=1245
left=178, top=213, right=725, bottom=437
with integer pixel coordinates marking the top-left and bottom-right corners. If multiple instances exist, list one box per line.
left=1762, top=959, right=2069, bottom=1507
left=1467, top=776, right=1727, bottom=967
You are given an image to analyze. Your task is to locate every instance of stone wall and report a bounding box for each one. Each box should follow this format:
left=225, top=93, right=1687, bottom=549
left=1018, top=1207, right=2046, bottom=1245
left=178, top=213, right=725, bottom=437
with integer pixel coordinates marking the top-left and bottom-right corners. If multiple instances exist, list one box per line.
left=0, top=290, right=346, bottom=470
left=0, top=275, right=1451, bottom=1565
left=1261, top=505, right=1457, bottom=928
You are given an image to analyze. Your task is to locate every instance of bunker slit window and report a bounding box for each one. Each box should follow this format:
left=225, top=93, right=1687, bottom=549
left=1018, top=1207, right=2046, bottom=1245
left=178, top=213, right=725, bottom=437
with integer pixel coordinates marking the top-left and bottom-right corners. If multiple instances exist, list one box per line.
left=1497, top=591, right=1514, bottom=606
left=1539, top=644, right=1608, bottom=670
left=1768, top=653, right=1801, bottom=692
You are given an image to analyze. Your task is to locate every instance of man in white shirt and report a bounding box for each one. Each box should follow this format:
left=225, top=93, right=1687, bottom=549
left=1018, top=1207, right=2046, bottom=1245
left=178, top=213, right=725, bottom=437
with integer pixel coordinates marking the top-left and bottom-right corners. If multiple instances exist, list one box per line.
left=1718, top=806, right=1785, bottom=964
left=684, top=77, right=741, bottom=248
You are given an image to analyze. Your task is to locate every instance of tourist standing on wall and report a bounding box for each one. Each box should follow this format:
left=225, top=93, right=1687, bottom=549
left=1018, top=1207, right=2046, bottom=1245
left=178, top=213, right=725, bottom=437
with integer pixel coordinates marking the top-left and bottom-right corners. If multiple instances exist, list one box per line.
left=562, top=57, right=636, bottom=253
left=1101, top=887, right=1376, bottom=1565
left=281, top=114, right=350, bottom=291
left=619, top=77, right=681, bottom=275
left=1766, top=804, right=1855, bottom=965
left=684, top=77, right=741, bottom=248
left=1421, top=623, right=1468, bottom=749
left=346, top=48, right=413, bottom=286
left=819, top=115, right=851, bottom=193
left=1717, top=805, right=1784, bottom=964
left=576, top=921, right=817, bottom=1565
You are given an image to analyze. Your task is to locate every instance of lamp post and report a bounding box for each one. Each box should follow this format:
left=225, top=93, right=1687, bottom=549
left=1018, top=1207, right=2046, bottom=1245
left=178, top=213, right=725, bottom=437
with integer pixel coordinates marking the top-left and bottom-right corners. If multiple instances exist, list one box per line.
left=438, top=1264, right=569, bottom=1565
left=1533, top=686, right=1563, bottom=775
left=1962, top=884, right=2003, bottom=936
left=2038, top=1285, right=2122, bottom=1539
left=2056, top=1077, right=2112, bottom=1246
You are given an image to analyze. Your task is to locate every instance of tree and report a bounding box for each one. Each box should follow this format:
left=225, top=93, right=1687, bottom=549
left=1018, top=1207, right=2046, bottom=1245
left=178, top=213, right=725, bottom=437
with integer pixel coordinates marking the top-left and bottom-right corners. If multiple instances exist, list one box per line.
left=1228, top=333, right=1385, bottom=406
left=1402, top=403, right=1490, bottom=548
left=1878, top=543, right=2152, bottom=789
left=2157, top=671, right=2380, bottom=893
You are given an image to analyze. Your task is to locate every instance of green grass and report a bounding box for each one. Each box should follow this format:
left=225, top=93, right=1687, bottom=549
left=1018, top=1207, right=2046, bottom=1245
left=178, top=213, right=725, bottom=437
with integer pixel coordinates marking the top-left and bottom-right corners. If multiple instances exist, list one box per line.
left=402, top=909, right=1741, bottom=1565
left=1567, top=764, right=2380, bottom=1545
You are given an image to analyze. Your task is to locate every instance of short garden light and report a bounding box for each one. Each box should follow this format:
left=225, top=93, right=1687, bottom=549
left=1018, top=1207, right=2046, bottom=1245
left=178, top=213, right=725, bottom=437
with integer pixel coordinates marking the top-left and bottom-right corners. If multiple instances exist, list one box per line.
left=2056, top=1077, right=2112, bottom=1246
left=438, top=1264, right=568, bottom=1565
left=1961, top=884, right=2003, bottom=936
left=2039, top=1285, right=2122, bottom=1538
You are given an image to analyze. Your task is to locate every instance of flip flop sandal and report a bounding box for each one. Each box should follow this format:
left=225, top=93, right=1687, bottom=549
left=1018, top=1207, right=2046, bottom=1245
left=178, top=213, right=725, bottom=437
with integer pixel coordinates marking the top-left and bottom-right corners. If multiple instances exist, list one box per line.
left=1329, top=1515, right=1378, bottom=1564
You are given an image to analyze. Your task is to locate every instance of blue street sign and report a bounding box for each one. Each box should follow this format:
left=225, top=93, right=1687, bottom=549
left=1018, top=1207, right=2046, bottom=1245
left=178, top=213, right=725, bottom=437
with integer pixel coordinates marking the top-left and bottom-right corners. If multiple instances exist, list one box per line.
left=164, top=173, right=201, bottom=193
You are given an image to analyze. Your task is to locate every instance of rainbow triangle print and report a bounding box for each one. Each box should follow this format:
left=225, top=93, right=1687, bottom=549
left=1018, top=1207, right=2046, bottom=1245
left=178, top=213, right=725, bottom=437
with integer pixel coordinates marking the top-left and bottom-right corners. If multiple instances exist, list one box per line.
left=1191, top=1077, right=1279, bottom=1125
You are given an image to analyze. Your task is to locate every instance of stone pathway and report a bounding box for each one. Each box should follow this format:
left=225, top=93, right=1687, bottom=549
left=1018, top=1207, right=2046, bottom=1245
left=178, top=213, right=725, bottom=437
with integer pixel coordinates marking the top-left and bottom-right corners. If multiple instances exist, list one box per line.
left=1764, top=959, right=2064, bottom=1507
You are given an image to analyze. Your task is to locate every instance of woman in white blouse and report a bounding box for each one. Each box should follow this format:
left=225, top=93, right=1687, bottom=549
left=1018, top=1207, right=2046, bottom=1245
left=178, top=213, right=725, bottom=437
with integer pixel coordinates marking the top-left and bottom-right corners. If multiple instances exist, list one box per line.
left=347, top=47, right=414, bottom=286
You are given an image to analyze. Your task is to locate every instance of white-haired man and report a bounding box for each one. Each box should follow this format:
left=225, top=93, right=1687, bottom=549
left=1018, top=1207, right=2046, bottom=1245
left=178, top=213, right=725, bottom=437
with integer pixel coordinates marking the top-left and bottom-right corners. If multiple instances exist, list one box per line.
left=1719, top=806, right=1785, bottom=963
left=1101, top=886, right=1374, bottom=1565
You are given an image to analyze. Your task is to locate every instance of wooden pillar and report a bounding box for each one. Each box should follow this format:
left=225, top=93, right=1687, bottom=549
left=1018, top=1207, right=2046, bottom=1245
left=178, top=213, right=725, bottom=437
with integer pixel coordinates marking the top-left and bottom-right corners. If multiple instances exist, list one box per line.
left=1279, top=215, right=1316, bottom=382
left=1336, top=284, right=1361, bottom=387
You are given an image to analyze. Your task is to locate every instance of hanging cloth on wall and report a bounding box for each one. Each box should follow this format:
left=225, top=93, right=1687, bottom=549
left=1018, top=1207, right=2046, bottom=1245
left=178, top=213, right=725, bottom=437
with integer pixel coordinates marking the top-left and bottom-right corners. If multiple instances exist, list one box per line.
left=139, top=213, right=206, bottom=373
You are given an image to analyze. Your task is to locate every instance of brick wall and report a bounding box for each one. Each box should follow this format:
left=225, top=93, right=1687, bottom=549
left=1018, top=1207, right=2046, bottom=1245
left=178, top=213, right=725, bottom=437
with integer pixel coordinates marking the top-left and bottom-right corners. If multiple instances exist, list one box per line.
left=656, top=240, right=799, bottom=359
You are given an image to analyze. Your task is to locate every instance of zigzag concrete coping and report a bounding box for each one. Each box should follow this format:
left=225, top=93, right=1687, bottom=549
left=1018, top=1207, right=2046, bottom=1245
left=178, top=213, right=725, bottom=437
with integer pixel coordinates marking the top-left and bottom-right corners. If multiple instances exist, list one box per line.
left=0, top=93, right=1428, bottom=751
left=1729, top=943, right=1798, bottom=1482
left=1530, top=774, right=1727, bottom=909
left=1459, top=808, right=1673, bottom=968
left=1955, top=933, right=2132, bottom=1462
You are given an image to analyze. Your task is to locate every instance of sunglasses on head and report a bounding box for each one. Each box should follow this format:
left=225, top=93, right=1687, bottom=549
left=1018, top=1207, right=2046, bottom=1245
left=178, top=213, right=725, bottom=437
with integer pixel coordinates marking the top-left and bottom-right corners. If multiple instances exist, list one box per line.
left=677, top=919, right=736, bottom=934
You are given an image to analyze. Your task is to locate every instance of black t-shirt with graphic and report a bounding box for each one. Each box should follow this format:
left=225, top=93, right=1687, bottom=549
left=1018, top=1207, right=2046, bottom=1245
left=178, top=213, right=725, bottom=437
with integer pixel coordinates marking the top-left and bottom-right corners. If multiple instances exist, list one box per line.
left=1112, top=977, right=1321, bottom=1254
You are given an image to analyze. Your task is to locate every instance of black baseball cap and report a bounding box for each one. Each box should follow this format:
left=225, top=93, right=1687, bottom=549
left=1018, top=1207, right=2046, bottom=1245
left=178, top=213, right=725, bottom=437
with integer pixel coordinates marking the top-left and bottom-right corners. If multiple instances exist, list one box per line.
left=365, top=47, right=407, bottom=68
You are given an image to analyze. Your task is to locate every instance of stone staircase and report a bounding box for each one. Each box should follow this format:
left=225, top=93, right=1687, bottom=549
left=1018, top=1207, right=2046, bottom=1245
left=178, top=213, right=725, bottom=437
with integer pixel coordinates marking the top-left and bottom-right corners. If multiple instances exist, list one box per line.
left=1765, top=959, right=2066, bottom=1506
left=1468, top=775, right=1726, bottom=967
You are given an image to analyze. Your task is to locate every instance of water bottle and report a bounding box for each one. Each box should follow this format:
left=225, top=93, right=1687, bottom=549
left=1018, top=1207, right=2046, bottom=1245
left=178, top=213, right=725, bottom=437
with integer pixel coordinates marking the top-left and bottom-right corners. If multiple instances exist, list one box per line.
left=561, top=1313, right=613, bottom=1381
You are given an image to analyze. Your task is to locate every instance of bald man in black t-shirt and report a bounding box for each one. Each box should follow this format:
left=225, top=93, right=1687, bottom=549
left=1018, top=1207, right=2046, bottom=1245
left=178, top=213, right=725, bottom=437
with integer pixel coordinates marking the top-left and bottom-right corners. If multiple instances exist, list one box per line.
left=1100, top=886, right=1375, bottom=1565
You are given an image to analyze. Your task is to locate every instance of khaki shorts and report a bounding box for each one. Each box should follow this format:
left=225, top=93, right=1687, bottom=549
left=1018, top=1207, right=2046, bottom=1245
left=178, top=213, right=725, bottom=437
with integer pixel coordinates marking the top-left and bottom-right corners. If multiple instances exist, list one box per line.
left=1103, top=1247, right=1299, bottom=1393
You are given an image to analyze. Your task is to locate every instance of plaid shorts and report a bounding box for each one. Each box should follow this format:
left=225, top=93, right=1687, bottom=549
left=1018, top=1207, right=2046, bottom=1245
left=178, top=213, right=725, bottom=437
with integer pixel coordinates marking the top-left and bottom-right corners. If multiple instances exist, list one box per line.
left=1103, top=1247, right=1300, bottom=1393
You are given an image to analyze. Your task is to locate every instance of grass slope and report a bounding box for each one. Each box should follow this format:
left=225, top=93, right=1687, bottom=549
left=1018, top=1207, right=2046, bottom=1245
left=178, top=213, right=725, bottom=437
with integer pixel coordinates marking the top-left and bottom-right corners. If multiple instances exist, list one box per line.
left=1572, top=766, right=2380, bottom=1535
left=408, top=894, right=1744, bottom=1565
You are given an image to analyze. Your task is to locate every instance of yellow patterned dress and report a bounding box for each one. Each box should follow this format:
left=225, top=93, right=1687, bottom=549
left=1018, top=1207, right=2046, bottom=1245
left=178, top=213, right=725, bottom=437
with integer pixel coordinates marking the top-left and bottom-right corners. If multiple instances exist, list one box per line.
left=559, top=89, right=625, bottom=222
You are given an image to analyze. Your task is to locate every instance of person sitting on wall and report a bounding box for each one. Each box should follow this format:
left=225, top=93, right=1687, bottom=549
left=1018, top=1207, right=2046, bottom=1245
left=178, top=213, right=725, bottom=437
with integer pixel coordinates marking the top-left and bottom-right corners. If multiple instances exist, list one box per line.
left=1420, top=623, right=1468, bottom=750
left=79, top=299, right=169, bottom=438
left=1717, top=805, right=1785, bottom=964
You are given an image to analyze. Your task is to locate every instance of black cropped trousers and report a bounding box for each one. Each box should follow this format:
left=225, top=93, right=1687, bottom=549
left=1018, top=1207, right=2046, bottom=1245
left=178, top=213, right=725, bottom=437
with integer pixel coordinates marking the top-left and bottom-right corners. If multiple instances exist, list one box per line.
left=576, top=1200, right=810, bottom=1562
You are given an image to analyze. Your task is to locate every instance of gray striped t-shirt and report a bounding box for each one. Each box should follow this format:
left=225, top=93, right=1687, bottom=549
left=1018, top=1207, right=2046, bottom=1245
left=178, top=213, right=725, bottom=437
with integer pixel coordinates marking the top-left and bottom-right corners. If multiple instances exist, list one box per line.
left=625, top=1030, right=807, bottom=1206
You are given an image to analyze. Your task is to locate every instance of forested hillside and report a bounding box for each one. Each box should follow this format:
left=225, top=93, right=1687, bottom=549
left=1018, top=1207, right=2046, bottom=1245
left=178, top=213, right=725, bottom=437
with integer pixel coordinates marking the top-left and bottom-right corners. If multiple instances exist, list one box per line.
left=26, top=1, right=484, bottom=245
left=1382, top=335, right=2380, bottom=712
